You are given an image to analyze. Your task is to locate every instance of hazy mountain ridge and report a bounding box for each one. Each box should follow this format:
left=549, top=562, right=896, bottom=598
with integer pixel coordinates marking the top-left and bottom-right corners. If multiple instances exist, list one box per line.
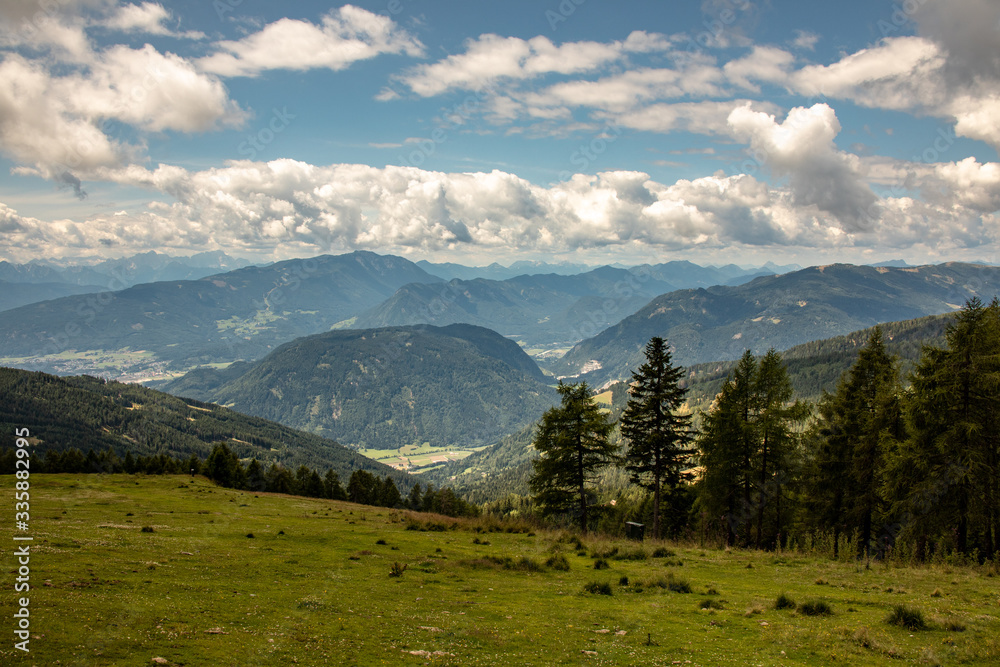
left=0, top=251, right=441, bottom=377
left=2, top=251, right=253, bottom=289
left=164, top=323, right=558, bottom=451
left=553, top=262, right=1000, bottom=386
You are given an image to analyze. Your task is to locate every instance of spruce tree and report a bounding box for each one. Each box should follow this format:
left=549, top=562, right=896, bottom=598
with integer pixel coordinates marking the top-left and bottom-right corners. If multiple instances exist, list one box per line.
left=529, top=381, right=617, bottom=534
left=900, top=298, right=1000, bottom=559
left=620, top=337, right=694, bottom=539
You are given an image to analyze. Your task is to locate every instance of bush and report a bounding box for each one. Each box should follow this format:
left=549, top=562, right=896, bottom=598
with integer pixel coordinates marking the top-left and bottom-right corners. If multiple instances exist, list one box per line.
left=775, top=593, right=796, bottom=610
left=647, top=573, right=691, bottom=593
left=140, top=526, right=154, bottom=533
left=389, top=561, right=407, bottom=578
left=619, top=575, right=629, bottom=586
left=375, top=539, right=387, bottom=545
left=583, top=582, right=613, bottom=595
left=246, top=533, right=255, bottom=539
left=546, top=554, right=570, bottom=571
left=593, top=558, right=610, bottom=570
left=652, top=547, right=676, bottom=558
left=886, top=605, right=926, bottom=630
left=798, top=599, right=833, bottom=616
left=699, top=599, right=724, bottom=610
left=613, top=547, right=648, bottom=561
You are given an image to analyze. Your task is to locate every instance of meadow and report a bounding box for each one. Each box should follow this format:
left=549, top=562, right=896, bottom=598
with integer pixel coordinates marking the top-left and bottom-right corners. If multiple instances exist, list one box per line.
left=1, top=474, right=997, bottom=666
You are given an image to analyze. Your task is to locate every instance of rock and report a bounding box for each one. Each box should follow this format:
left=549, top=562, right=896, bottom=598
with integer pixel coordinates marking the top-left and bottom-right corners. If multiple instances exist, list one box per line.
left=152, top=658, right=169, bottom=665
left=203, top=628, right=228, bottom=634
left=581, top=650, right=598, bottom=655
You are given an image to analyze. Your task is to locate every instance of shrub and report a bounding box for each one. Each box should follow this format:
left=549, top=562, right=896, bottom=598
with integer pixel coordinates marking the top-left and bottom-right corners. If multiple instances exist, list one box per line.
left=619, top=575, right=629, bottom=586
left=798, top=599, right=833, bottom=616
left=246, top=533, right=255, bottom=539
left=389, top=562, right=408, bottom=578
left=886, top=605, right=926, bottom=630
left=652, top=547, right=675, bottom=558
left=700, top=599, right=724, bottom=610
left=583, top=582, right=613, bottom=595
left=593, top=558, right=610, bottom=570
left=775, top=593, right=796, bottom=610
left=375, top=539, right=387, bottom=545
left=140, top=526, right=154, bottom=533
left=546, top=554, right=570, bottom=571
left=648, top=573, right=692, bottom=593
left=613, top=548, right=648, bottom=561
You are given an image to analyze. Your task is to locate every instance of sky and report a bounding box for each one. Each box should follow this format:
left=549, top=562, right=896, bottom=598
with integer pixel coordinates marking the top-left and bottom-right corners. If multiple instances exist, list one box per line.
left=1, top=0, right=999, bottom=268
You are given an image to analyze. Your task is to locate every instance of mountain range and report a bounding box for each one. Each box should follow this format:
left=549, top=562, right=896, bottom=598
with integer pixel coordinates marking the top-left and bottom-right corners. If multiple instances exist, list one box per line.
left=0, top=252, right=439, bottom=378
left=163, top=323, right=557, bottom=451
left=552, top=262, right=1000, bottom=386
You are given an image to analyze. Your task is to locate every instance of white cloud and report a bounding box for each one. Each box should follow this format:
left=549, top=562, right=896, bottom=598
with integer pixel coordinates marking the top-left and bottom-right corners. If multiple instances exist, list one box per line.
left=103, top=2, right=205, bottom=39
left=728, top=103, right=880, bottom=230
left=612, top=100, right=780, bottom=136
left=198, top=6, right=423, bottom=78
left=791, top=30, right=819, bottom=51
left=0, top=46, right=246, bottom=182
left=724, top=45, right=795, bottom=91
left=3, top=152, right=991, bottom=262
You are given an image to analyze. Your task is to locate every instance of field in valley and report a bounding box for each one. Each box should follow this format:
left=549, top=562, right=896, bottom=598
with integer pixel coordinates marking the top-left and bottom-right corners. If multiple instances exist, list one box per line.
left=1, top=474, right=998, bottom=666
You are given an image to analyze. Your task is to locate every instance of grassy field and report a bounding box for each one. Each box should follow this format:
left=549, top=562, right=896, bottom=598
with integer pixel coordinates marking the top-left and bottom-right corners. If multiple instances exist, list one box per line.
left=1, top=475, right=998, bottom=666
left=357, top=444, right=484, bottom=472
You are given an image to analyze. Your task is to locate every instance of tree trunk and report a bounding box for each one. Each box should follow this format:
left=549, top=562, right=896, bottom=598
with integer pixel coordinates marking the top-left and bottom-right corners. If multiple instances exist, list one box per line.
left=577, top=432, right=588, bottom=535
left=757, top=430, right=768, bottom=549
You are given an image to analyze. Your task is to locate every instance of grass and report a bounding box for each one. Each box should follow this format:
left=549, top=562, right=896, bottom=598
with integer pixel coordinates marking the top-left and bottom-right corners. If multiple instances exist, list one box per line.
left=2, top=474, right=999, bottom=666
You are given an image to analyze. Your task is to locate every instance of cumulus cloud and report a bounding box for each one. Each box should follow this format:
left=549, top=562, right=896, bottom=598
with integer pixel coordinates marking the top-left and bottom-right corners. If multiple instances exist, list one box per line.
left=727, top=103, right=880, bottom=230
left=724, top=45, right=795, bottom=91
left=0, top=48, right=246, bottom=178
left=103, top=2, right=205, bottom=39
left=198, top=6, right=423, bottom=77
left=395, top=30, right=675, bottom=97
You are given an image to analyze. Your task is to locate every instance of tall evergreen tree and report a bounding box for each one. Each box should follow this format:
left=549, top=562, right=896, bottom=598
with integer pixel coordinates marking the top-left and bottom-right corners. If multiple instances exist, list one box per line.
left=620, top=337, right=694, bottom=539
left=697, top=350, right=805, bottom=548
left=698, top=350, right=758, bottom=546
left=246, top=458, right=267, bottom=492
left=324, top=470, right=347, bottom=500
left=897, top=298, right=1000, bottom=559
left=529, top=381, right=617, bottom=534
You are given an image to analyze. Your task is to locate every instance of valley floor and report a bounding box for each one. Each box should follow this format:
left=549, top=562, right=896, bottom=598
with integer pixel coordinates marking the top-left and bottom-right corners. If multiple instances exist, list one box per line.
left=1, top=475, right=997, bottom=666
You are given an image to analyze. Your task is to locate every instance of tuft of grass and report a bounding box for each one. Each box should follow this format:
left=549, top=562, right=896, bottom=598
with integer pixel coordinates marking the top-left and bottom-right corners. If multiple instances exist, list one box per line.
left=375, top=539, right=387, bottom=545
left=612, top=547, right=648, bottom=561
left=140, top=526, right=154, bottom=533
left=651, top=547, right=675, bottom=558
left=700, top=599, right=724, bottom=610
left=850, top=626, right=900, bottom=658
left=618, top=575, right=629, bottom=586
left=798, top=599, right=833, bottom=616
left=775, top=592, right=796, bottom=610
left=388, top=561, right=407, bottom=578
left=593, top=558, right=610, bottom=570
left=930, top=588, right=943, bottom=598
left=545, top=554, right=570, bottom=571
left=647, top=572, right=692, bottom=593
left=744, top=603, right=764, bottom=617
left=705, top=587, right=720, bottom=596
left=246, top=533, right=255, bottom=539
left=583, top=582, right=613, bottom=595
left=886, top=604, right=926, bottom=630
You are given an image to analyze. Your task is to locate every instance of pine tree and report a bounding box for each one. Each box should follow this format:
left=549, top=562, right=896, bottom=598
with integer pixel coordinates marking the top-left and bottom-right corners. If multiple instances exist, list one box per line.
left=407, top=482, right=423, bottom=511
left=698, top=350, right=758, bottom=546
left=899, top=298, right=1000, bottom=559
left=379, top=476, right=402, bottom=508
left=246, top=459, right=267, bottom=492
left=529, top=381, right=618, bottom=534
left=324, top=470, right=347, bottom=500
left=620, top=337, right=694, bottom=539
left=697, top=350, right=805, bottom=548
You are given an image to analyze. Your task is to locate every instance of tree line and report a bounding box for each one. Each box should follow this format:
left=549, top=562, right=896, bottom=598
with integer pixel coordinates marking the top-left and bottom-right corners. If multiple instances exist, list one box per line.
left=529, top=298, right=1000, bottom=562
left=1, top=442, right=476, bottom=518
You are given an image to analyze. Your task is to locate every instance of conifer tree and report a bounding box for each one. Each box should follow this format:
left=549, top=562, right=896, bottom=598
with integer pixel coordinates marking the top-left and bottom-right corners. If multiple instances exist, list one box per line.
left=529, top=381, right=617, bottom=534
left=620, top=337, right=694, bottom=539
left=899, top=298, right=1000, bottom=559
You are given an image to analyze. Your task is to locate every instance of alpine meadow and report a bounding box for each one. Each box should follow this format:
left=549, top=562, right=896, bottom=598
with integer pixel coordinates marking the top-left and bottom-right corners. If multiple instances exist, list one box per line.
left=3, top=1, right=1000, bottom=665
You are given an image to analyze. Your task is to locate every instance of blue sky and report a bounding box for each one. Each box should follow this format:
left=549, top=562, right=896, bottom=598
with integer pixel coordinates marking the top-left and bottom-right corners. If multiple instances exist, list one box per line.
left=1, top=0, right=999, bottom=267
